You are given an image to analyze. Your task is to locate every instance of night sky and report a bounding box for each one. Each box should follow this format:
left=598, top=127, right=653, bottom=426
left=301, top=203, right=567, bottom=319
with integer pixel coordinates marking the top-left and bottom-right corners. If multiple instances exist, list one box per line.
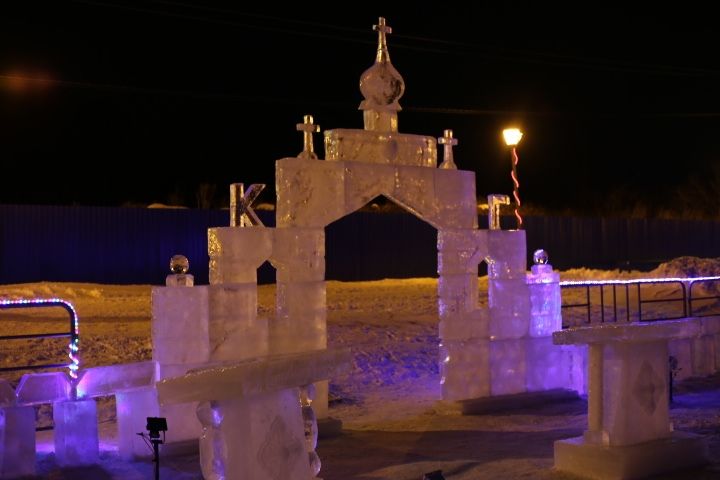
left=2, top=2, right=719, bottom=216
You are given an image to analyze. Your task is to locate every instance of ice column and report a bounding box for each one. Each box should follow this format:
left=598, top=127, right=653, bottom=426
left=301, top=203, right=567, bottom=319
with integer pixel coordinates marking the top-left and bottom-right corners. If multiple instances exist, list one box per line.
left=526, top=249, right=561, bottom=337
left=0, top=380, right=35, bottom=478
left=208, top=226, right=272, bottom=361
left=270, top=228, right=326, bottom=354
left=437, top=229, right=489, bottom=400
left=487, top=229, right=529, bottom=339
left=270, top=227, right=328, bottom=418
left=53, top=399, right=99, bottom=466
left=486, top=230, right=530, bottom=395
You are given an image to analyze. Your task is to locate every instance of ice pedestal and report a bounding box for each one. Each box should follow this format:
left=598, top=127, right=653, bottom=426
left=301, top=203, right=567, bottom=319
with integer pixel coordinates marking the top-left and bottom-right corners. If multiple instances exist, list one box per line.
left=526, top=263, right=561, bottom=337
left=53, top=399, right=99, bottom=467
left=1, top=380, right=35, bottom=479
left=552, top=320, right=708, bottom=479
left=152, top=286, right=210, bottom=364
left=157, top=348, right=351, bottom=480
left=487, top=230, right=529, bottom=340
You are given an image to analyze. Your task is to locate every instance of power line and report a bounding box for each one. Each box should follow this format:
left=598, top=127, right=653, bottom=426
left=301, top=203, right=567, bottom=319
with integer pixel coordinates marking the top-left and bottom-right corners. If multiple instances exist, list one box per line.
left=65, top=0, right=720, bottom=78
left=4, top=73, right=720, bottom=118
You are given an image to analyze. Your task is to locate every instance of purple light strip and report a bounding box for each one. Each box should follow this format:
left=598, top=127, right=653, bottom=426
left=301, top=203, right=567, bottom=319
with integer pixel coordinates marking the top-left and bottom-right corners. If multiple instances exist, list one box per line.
left=560, top=275, right=720, bottom=286
left=0, top=298, right=80, bottom=379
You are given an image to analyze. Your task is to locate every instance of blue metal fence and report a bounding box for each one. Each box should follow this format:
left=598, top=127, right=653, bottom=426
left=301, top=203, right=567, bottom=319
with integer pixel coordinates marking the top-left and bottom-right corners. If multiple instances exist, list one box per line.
left=1, top=204, right=720, bottom=285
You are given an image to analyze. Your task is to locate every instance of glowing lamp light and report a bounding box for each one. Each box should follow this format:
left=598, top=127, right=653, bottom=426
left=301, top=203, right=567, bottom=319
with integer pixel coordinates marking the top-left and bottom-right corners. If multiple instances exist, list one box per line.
left=503, top=128, right=523, bottom=146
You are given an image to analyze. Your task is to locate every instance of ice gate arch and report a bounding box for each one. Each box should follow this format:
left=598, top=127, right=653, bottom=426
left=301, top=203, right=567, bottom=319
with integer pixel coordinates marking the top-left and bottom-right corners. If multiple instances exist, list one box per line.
left=268, top=16, right=540, bottom=402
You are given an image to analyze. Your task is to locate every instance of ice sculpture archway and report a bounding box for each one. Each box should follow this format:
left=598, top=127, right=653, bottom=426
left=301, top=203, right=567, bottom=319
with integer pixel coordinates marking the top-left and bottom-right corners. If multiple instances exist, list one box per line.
left=273, top=144, right=490, bottom=401
left=267, top=16, right=512, bottom=403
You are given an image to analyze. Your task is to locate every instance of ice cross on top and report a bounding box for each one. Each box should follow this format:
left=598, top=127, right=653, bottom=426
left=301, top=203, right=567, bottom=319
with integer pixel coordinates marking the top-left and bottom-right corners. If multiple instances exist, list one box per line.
left=438, top=129, right=458, bottom=169
left=296, top=114, right=320, bottom=160
left=359, top=17, right=405, bottom=132
left=229, top=183, right=265, bottom=227
left=374, top=17, right=392, bottom=63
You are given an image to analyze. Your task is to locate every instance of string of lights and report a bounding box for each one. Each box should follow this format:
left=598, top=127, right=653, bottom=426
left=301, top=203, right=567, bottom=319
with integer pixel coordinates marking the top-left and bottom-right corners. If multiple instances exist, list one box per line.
left=0, top=298, right=80, bottom=380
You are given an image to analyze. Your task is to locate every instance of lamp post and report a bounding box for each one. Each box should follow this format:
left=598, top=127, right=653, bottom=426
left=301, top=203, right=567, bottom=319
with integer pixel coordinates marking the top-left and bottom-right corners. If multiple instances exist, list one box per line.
left=503, top=128, right=524, bottom=229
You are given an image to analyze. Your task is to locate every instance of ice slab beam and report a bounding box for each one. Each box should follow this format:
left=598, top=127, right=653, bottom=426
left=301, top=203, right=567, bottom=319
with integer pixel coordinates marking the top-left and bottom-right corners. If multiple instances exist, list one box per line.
left=76, top=361, right=157, bottom=398
left=275, top=159, right=476, bottom=230
left=16, top=372, right=70, bottom=405
left=157, top=348, right=351, bottom=406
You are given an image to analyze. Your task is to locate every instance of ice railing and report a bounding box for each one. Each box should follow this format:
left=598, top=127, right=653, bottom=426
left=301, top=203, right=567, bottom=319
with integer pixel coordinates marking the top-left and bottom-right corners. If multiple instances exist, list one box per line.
left=0, top=299, right=80, bottom=379
left=560, top=276, right=720, bottom=327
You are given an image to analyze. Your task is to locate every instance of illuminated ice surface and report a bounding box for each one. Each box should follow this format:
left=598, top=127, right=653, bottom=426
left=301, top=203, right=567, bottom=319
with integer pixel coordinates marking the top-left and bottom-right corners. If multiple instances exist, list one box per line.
left=16, top=372, right=70, bottom=405
left=157, top=348, right=351, bottom=480
left=526, top=262, right=562, bottom=337
left=53, top=399, right=99, bottom=466
left=0, top=380, right=15, bottom=407
left=76, top=361, right=156, bottom=398
left=0, top=405, right=35, bottom=478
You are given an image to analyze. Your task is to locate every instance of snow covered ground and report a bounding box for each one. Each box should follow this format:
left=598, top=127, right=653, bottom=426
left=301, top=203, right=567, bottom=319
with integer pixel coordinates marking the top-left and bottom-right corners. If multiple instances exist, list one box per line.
left=1, top=259, right=719, bottom=479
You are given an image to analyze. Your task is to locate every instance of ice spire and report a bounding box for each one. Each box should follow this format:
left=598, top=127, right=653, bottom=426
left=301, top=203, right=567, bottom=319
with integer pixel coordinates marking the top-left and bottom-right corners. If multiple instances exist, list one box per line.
left=359, top=17, right=405, bottom=132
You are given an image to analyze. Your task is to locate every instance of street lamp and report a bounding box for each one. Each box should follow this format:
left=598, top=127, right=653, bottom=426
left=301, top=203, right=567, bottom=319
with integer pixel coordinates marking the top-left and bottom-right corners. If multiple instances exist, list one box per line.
left=503, top=128, right=524, bottom=229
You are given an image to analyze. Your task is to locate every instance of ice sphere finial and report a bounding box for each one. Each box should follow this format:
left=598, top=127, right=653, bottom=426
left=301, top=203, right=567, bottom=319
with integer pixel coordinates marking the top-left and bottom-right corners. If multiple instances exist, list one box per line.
left=296, top=115, right=320, bottom=160
left=229, top=183, right=265, bottom=227
left=438, top=129, right=458, bottom=169
left=359, top=17, right=405, bottom=132
left=533, top=249, right=549, bottom=265
left=166, top=254, right=193, bottom=286
left=170, top=255, right=189, bottom=274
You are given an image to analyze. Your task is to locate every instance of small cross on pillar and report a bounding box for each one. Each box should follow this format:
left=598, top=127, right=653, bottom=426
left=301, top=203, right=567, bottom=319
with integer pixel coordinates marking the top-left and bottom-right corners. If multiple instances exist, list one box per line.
left=296, top=115, right=320, bottom=160
left=438, top=129, right=458, bottom=169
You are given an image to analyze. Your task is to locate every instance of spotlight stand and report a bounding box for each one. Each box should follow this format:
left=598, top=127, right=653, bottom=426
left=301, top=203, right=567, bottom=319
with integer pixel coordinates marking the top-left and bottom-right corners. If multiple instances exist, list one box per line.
left=146, top=417, right=168, bottom=480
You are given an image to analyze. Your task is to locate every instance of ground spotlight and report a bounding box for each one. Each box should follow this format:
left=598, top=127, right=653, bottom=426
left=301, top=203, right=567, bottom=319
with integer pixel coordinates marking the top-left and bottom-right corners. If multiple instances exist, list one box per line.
left=138, top=416, right=168, bottom=480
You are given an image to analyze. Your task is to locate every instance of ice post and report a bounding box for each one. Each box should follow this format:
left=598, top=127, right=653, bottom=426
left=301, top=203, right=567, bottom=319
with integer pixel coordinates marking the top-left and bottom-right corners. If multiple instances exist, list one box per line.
left=526, top=249, right=561, bottom=337
left=115, top=255, right=208, bottom=459
left=0, top=379, right=35, bottom=478
left=53, top=399, right=99, bottom=466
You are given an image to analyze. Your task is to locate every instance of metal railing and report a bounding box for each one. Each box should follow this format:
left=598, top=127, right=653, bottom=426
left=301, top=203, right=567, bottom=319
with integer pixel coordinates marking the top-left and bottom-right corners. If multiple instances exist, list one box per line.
left=0, top=298, right=80, bottom=378
left=560, top=276, right=720, bottom=327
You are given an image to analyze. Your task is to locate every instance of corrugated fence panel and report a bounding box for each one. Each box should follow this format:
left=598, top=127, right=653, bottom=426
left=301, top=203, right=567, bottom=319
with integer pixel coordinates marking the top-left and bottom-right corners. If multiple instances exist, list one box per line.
left=2, top=205, right=720, bottom=285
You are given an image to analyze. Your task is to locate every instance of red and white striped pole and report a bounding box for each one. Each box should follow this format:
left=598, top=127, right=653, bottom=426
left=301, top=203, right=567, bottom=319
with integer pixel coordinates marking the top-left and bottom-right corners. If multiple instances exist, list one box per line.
left=503, top=128, right=524, bottom=230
